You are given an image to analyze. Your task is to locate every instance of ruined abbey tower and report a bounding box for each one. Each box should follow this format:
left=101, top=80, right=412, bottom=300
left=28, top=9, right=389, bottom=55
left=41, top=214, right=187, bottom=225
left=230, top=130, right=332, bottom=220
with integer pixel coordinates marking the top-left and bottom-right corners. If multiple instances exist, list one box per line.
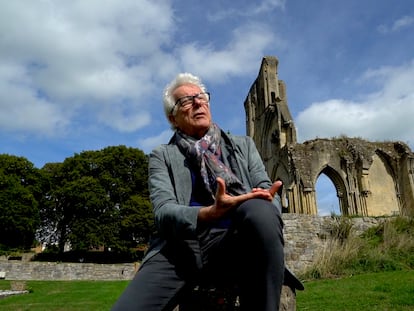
left=244, top=56, right=414, bottom=216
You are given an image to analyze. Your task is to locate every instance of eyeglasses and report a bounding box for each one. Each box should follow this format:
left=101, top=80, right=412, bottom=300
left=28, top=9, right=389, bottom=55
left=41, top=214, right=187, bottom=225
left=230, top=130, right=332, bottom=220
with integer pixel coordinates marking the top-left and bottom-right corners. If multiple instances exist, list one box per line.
left=171, top=92, right=210, bottom=114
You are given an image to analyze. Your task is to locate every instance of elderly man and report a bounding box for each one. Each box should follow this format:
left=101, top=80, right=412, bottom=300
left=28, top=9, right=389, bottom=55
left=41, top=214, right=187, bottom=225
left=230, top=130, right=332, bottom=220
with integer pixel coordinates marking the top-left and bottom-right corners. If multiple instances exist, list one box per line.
left=112, top=73, right=293, bottom=311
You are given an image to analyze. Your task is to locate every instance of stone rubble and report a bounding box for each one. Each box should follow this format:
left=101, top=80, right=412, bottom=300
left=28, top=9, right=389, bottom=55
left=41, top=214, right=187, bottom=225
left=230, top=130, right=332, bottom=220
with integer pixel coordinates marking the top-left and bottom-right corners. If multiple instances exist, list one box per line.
left=0, top=290, right=29, bottom=299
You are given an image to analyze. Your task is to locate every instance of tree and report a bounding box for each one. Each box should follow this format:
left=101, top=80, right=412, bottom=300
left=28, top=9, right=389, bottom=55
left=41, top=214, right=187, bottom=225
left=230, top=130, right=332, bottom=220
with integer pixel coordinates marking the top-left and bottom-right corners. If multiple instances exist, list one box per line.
left=65, top=176, right=112, bottom=251
left=0, top=155, right=41, bottom=249
left=38, top=145, right=153, bottom=253
left=120, top=195, right=154, bottom=246
left=38, top=162, right=70, bottom=252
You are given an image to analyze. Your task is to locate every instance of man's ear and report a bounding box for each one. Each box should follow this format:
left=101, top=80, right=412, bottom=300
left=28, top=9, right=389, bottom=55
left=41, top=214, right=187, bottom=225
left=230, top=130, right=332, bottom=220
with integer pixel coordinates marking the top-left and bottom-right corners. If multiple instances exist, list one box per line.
left=168, top=114, right=176, bottom=126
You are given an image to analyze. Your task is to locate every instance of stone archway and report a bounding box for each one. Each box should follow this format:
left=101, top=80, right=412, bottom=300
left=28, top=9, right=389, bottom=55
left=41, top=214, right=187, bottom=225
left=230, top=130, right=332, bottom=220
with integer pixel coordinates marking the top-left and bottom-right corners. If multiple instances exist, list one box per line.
left=315, top=173, right=340, bottom=215
left=244, top=56, right=414, bottom=216
left=316, top=166, right=348, bottom=215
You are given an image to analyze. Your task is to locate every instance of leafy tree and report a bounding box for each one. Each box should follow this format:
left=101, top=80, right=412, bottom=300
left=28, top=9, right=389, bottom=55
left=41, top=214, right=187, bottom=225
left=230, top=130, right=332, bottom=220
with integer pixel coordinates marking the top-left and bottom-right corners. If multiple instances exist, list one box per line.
left=39, top=146, right=153, bottom=253
left=0, top=155, right=41, bottom=249
left=65, top=176, right=111, bottom=251
left=120, top=195, right=154, bottom=246
left=38, top=162, right=70, bottom=252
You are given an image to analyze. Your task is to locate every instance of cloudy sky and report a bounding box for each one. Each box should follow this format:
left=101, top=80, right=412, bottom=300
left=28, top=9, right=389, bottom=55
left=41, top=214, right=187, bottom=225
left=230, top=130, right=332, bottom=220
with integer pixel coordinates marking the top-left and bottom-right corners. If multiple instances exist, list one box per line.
left=1, top=0, right=413, bottom=215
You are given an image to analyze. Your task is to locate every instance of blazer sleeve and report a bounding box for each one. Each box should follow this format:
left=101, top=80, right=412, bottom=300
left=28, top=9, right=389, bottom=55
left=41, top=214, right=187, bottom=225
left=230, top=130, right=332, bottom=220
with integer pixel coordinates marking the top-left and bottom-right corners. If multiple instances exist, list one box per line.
left=148, top=145, right=200, bottom=240
left=232, top=135, right=283, bottom=213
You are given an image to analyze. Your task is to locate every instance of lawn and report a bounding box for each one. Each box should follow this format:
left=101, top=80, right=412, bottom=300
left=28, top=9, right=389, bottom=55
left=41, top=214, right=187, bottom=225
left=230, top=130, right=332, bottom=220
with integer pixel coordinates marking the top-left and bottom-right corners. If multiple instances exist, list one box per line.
left=296, top=270, right=414, bottom=311
left=0, top=270, right=413, bottom=310
left=0, top=279, right=129, bottom=311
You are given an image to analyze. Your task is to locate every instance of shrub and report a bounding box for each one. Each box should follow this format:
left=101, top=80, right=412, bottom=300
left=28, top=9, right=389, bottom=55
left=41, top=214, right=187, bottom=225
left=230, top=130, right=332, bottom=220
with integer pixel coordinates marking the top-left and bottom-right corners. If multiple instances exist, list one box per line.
left=301, top=216, right=414, bottom=280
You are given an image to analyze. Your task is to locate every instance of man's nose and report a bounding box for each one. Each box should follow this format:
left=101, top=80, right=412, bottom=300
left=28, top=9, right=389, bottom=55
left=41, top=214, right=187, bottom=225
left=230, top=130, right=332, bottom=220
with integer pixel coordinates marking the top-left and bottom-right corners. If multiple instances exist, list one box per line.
left=192, top=96, right=203, bottom=106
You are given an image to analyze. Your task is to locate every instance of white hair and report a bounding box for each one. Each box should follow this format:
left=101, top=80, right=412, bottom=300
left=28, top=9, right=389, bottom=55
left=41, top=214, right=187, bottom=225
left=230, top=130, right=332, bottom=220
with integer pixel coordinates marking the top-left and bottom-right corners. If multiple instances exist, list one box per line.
left=163, top=73, right=207, bottom=129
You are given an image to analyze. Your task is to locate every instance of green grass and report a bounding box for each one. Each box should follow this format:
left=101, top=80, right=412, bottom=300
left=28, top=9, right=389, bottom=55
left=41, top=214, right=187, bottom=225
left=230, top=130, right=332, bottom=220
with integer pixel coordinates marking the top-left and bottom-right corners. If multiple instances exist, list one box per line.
left=296, top=270, right=414, bottom=311
left=0, top=280, right=129, bottom=311
left=1, top=216, right=413, bottom=310
left=1, top=270, right=413, bottom=310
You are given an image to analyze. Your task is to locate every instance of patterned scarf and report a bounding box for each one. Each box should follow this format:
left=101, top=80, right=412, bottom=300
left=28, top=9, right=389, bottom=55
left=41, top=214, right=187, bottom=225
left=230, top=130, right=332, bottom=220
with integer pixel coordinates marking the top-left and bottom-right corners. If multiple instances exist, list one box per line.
left=175, top=123, right=246, bottom=198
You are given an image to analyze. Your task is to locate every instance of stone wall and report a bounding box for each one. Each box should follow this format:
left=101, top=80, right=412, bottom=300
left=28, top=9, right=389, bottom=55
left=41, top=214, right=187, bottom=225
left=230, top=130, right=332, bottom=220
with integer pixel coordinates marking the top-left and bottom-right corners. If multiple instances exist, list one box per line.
left=282, top=214, right=384, bottom=273
left=0, top=261, right=137, bottom=281
left=0, top=215, right=386, bottom=280
left=245, top=56, right=414, bottom=217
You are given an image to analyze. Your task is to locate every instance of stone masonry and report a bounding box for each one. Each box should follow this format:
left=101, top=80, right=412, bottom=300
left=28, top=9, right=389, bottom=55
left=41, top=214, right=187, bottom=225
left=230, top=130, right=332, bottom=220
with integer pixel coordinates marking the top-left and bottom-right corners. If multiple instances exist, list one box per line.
left=244, top=56, right=414, bottom=217
left=0, top=215, right=385, bottom=281
left=0, top=261, right=137, bottom=281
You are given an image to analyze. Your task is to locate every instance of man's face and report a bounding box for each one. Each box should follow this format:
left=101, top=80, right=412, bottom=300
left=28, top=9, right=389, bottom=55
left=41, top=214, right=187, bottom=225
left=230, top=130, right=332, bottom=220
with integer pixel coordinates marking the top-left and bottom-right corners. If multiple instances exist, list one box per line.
left=169, top=83, right=212, bottom=138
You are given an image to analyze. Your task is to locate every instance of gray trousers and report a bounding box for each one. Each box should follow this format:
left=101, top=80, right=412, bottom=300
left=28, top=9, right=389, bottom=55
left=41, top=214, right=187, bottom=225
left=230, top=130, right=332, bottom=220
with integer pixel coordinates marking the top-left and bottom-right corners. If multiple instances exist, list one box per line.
left=111, top=198, right=285, bottom=311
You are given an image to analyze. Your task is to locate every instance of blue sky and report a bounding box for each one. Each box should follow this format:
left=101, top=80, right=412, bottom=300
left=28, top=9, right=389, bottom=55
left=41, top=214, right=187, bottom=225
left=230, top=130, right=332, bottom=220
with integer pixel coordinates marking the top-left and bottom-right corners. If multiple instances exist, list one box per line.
left=1, top=0, right=413, bottom=215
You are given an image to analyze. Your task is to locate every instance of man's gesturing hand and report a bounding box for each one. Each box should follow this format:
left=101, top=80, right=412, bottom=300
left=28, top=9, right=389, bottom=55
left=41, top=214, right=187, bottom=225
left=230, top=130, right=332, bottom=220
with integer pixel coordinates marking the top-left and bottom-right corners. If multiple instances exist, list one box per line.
left=198, top=178, right=283, bottom=223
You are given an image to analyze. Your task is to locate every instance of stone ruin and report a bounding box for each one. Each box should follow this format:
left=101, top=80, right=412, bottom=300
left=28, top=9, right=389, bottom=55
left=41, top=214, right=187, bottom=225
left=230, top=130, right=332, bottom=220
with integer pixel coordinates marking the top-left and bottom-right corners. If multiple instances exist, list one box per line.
left=244, top=56, right=414, bottom=217
left=2, top=57, right=412, bottom=311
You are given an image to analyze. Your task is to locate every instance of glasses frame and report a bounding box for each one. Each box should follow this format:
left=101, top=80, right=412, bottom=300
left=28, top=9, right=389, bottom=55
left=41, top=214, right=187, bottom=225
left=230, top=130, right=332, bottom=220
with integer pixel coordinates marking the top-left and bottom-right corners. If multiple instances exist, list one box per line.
left=171, top=92, right=210, bottom=114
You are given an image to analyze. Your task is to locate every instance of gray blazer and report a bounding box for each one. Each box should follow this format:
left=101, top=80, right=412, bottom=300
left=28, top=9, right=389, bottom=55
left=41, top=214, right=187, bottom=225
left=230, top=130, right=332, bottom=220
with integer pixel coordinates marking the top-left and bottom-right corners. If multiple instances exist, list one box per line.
left=142, top=130, right=281, bottom=264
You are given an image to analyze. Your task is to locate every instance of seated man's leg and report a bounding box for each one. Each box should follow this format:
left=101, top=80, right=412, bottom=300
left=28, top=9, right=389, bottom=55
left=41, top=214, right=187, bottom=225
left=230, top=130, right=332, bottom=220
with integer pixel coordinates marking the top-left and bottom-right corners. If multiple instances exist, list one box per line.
left=235, top=198, right=284, bottom=311
left=111, top=251, right=188, bottom=311
left=205, top=198, right=284, bottom=311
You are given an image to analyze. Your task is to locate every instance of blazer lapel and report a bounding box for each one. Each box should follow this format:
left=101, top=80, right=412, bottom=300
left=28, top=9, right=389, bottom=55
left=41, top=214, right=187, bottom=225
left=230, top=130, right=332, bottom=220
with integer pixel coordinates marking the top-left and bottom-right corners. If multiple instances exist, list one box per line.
left=220, top=131, right=245, bottom=185
left=165, top=144, right=192, bottom=205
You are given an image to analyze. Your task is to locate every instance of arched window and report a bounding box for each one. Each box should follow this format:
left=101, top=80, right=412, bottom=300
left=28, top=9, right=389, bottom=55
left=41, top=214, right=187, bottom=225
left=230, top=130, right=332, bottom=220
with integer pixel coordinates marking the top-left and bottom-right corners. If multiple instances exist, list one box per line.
left=316, top=173, right=341, bottom=216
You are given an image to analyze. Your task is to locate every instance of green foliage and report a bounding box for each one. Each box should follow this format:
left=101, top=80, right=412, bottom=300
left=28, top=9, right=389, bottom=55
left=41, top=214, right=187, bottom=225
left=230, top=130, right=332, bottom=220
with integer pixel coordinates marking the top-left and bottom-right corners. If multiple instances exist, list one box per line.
left=302, top=216, right=414, bottom=280
left=33, top=249, right=145, bottom=263
left=0, top=154, right=42, bottom=249
left=1, top=146, right=153, bottom=261
left=329, top=214, right=353, bottom=243
left=0, top=245, right=22, bottom=257
left=120, top=195, right=155, bottom=246
left=38, top=145, right=153, bottom=255
left=361, top=223, right=384, bottom=247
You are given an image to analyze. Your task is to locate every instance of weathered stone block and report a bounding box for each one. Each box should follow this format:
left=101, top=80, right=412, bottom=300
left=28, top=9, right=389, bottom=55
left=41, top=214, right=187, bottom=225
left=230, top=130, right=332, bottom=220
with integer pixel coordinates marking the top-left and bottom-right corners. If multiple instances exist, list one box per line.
left=10, top=280, right=26, bottom=291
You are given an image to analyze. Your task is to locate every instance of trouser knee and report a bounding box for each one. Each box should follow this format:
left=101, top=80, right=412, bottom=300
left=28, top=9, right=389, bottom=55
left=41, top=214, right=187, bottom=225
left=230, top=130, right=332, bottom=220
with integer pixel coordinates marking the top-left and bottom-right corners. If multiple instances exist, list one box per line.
left=236, top=199, right=283, bottom=230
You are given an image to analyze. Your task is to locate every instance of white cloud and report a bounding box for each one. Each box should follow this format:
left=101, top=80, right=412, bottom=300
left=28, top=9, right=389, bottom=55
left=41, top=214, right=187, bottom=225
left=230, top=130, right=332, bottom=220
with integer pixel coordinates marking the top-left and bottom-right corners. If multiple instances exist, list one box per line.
left=378, top=15, right=414, bottom=34
left=178, top=24, right=279, bottom=82
left=296, top=60, right=414, bottom=148
left=0, top=63, right=69, bottom=136
left=0, top=0, right=175, bottom=134
left=0, top=1, right=284, bottom=137
left=254, top=0, right=286, bottom=14
left=207, top=0, right=285, bottom=21
left=137, top=129, right=174, bottom=153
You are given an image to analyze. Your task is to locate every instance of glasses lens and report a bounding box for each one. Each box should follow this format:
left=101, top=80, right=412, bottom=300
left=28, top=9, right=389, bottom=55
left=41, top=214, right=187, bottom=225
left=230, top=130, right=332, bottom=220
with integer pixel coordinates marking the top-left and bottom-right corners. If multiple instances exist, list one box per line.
left=172, top=92, right=210, bottom=113
left=179, top=96, right=193, bottom=107
left=197, top=93, right=209, bottom=102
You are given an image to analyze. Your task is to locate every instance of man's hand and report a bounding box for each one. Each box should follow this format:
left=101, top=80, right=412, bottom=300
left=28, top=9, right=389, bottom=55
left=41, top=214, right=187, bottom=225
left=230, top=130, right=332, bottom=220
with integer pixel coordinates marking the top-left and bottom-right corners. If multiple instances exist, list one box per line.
left=198, top=178, right=283, bottom=223
left=252, top=180, right=282, bottom=201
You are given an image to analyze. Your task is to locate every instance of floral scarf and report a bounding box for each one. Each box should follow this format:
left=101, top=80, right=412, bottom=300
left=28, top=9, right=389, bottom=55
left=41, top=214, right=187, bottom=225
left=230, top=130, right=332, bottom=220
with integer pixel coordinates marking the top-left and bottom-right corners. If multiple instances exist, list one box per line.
left=175, top=123, right=246, bottom=198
